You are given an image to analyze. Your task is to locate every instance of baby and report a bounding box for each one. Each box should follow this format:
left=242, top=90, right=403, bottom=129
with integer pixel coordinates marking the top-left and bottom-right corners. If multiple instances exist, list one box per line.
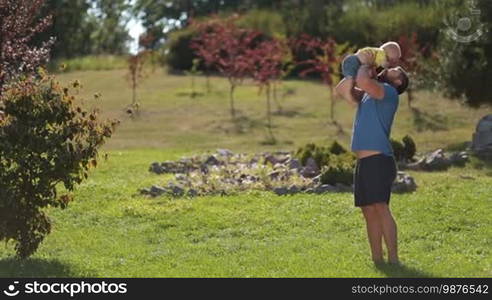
left=337, top=41, right=401, bottom=102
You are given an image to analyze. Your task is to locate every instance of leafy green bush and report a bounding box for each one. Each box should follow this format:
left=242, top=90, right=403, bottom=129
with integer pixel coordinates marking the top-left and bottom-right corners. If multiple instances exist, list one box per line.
left=402, top=135, right=417, bottom=161
left=164, top=27, right=198, bottom=71
left=0, top=73, right=118, bottom=258
left=329, top=141, right=347, bottom=155
left=320, top=153, right=355, bottom=186
left=391, top=135, right=417, bottom=162
left=296, top=142, right=355, bottom=185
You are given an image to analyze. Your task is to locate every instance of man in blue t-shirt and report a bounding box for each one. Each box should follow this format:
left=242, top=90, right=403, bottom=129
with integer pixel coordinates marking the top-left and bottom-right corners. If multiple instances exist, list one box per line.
left=336, top=59, right=409, bottom=265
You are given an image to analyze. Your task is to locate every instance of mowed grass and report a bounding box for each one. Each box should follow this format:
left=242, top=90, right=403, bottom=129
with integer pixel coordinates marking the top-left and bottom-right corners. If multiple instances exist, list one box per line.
left=0, top=69, right=491, bottom=277
left=0, top=149, right=490, bottom=277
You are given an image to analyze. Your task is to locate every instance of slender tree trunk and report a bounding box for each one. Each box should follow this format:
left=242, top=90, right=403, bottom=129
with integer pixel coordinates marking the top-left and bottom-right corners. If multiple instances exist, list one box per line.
left=407, top=88, right=413, bottom=109
left=266, top=84, right=275, bottom=141
left=205, top=70, right=211, bottom=93
left=229, top=81, right=236, bottom=119
left=329, top=85, right=335, bottom=122
left=132, top=78, right=137, bottom=105
left=191, top=74, right=196, bottom=98
left=273, top=81, right=282, bottom=113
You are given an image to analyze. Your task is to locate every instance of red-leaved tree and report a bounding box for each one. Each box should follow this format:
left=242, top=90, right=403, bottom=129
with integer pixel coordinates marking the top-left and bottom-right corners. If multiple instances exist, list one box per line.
left=0, top=0, right=54, bottom=96
left=294, top=35, right=340, bottom=122
left=398, top=32, right=426, bottom=108
left=248, top=38, right=288, bottom=142
left=191, top=17, right=260, bottom=119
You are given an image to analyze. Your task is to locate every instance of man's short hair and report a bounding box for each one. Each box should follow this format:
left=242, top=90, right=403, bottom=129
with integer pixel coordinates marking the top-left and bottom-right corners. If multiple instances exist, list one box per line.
left=395, top=67, right=409, bottom=95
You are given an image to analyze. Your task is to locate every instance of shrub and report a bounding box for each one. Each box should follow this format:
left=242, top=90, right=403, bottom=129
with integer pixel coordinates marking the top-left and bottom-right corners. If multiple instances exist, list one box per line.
left=320, top=153, right=356, bottom=186
left=402, top=135, right=417, bottom=161
left=329, top=141, right=347, bottom=155
left=0, top=73, right=118, bottom=258
left=392, top=135, right=417, bottom=162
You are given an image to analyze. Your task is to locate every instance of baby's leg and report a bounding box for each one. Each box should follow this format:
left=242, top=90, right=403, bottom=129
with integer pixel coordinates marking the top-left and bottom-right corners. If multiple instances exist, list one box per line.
left=337, top=55, right=361, bottom=102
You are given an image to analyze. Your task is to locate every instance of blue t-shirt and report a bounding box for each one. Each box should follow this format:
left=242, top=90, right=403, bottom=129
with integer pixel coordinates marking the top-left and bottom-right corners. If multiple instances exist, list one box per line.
left=351, top=83, right=399, bottom=156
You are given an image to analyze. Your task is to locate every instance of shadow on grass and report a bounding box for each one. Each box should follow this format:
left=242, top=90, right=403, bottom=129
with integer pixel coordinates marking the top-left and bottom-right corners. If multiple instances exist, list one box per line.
left=411, top=107, right=449, bottom=132
left=0, top=257, right=82, bottom=278
left=375, top=262, right=433, bottom=278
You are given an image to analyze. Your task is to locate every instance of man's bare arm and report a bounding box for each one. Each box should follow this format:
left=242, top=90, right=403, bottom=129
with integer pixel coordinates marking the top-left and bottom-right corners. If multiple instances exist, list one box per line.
left=355, top=65, right=385, bottom=100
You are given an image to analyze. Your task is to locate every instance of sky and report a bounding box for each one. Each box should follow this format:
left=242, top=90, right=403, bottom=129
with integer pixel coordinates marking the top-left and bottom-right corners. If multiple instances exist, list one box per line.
left=127, top=18, right=146, bottom=54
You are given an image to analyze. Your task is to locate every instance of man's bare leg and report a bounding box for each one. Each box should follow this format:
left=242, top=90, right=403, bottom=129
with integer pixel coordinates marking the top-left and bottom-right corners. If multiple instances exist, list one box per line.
left=361, top=205, right=384, bottom=263
left=374, top=203, right=399, bottom=264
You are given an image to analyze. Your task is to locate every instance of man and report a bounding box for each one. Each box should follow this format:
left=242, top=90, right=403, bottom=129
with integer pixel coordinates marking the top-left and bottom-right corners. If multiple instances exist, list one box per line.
left=336, top=59, right=409, bottom=264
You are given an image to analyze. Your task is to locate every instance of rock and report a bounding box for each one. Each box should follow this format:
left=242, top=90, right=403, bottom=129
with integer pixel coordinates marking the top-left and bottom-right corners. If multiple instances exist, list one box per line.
left=268, top=170, right=281, bottom=180
left=200, top=164, right=209, bottom=174
left=175, top=174, right=187, bottom=181
left=300, top=157, right=320, bottom=178
left=273, top=187, right=289, bottom=196
left=264, top=154, right=279, bottom=166
left=288, top=184, right=300, bottom=194
left=150, top=185, right=167, bottom=197
left=472, top=114, right=492, bottom=159
left=288, top=158, right=302, bottom=171
left=304, top=188, right=315, bottom=194
left=311, top=174, right=322, bottom=185
left=449, top=151, right=469, bottom=166
left=204, top=155, right=220, bottom=166
left=423, top=149, right=450, bottom=171
left=187, top=189, right=198, bottom=198
left=167, top=183, right=185, bottom=197
left=314, top=184, right=337, bottom=194
left=335, top=183, right=352, bottom=193
left=391, top=172, right=417, bottom=193
left=139, top=188, right=152, bottom=195
left=149, top=162, right=164, bottom=174
left=217, top=149, right=234, bottom=157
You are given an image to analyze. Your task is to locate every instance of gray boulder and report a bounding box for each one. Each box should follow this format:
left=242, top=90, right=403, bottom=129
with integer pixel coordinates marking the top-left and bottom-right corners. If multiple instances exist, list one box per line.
left=217, top=149, right=234, bottom=157
left=288, top=158, right=302, bottom=171
left=204, top=155, right=221, bottom=166
left=149, top=162, right=164, bottom=174
left=314, top=184, right=337, bottom=194
left=300, top=158, right=320, bottom=178
left=273, top=187, right=289, bottom=196
left=472, top=114, right=492, bottom=159
left=392, top=172, right=417, bottom=193
left=150, top=185, right=167, bottom=197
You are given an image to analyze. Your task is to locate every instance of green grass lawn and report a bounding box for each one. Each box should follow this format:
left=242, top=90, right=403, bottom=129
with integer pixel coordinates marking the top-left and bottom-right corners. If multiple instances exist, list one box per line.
left=0, top=69, right=491, bottom=277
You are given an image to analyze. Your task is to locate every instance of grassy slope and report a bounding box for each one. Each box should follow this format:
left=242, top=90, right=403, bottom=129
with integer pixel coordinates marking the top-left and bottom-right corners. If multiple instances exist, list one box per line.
left=0, top=69, right=491, bottom=277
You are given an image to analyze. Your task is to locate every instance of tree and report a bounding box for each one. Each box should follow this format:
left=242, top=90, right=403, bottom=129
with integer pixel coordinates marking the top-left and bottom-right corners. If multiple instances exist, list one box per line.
left=126, top=50, right=148, bottom=114
left=249, top=38, right=288, bottom=143
left=0, top=73, right=118, bottom=258
left=192, top=17, right=260, bottom=118
left=0, top=0, right=54, bottom=95
left=398, top=33, right=424, bottom=108
left=0, top=0, right=118, bottom=258
left=294, top=35, right=339, bottom=122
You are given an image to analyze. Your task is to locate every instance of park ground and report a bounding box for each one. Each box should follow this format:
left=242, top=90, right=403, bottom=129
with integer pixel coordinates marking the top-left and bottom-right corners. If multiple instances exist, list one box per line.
left=0, top=69, right=491, bottom=277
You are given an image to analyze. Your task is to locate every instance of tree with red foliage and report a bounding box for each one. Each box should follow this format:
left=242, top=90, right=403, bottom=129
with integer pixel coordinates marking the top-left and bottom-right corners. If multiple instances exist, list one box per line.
left=294, top=34, right=343, bottom=123
left=191, top=17, right=260, bottom=119
left=398, top=32, right=425, bottom=108
left=0, top=0, right=54, bottom=95
left=248, top=38, right=288, bottom=142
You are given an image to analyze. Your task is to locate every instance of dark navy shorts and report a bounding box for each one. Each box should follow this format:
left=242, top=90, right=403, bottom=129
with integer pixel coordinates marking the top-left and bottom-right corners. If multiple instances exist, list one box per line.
left=354, top=154, right=397, bottom=207
left=342, top=54, right=362, bottom=79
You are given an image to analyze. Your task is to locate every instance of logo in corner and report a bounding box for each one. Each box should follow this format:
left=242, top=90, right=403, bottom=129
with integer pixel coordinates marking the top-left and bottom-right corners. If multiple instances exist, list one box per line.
left=3, top=281, right=20, bottom=297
